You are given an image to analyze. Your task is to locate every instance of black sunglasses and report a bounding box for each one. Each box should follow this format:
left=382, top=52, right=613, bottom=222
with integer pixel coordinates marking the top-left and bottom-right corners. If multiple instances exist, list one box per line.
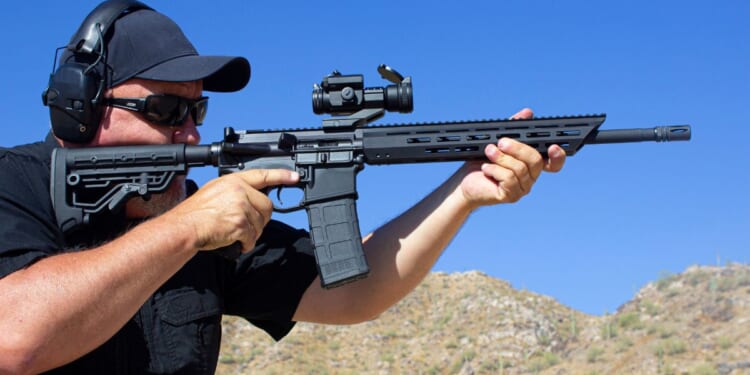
left=103, top=94, right=209, bottom=126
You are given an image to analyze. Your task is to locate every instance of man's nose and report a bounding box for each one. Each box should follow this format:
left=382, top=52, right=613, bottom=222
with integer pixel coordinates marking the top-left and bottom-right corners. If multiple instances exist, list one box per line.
left=172, top=118, right=201, bottom=145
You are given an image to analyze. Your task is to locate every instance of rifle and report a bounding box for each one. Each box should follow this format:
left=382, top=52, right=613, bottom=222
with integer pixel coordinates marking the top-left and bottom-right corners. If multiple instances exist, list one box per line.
left=50, top=65, right=691, bottom=288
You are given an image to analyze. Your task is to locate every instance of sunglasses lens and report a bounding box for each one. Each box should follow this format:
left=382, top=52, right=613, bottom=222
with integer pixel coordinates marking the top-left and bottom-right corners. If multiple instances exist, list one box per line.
left=144, top=95, right=183, bottom=125
left=192, top=99, right=208, bottom=125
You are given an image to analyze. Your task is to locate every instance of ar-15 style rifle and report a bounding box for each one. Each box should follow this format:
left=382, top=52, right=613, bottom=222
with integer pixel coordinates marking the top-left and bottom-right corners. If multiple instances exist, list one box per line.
left=51, top=65, right=691, bottom=288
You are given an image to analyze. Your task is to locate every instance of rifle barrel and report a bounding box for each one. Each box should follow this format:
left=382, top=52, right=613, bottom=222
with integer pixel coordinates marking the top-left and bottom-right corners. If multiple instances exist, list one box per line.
left=589, top=125, right=691, bottom=144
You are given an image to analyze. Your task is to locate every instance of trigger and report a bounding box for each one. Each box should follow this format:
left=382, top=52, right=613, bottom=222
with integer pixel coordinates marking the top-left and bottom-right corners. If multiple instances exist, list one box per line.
left=276, top=186, right=284, bottom=207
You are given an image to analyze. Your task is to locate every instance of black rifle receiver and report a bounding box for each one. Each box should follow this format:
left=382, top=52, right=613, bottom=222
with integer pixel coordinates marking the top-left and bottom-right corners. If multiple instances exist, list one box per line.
left=51, top=65, right=691, bottom=288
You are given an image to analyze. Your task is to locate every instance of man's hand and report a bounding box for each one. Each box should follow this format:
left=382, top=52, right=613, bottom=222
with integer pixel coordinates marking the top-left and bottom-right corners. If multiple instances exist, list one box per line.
left=167, top=169, right=299, bottom=253
left=458, top=108, right=566, bottom=209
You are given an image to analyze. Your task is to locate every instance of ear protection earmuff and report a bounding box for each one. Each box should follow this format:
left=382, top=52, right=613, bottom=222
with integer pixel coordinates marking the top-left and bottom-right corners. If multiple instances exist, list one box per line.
left=42, top=0, right=152, bottom=143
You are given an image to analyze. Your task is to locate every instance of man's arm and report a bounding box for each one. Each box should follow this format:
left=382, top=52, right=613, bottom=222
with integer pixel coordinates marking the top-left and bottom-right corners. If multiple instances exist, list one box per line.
left=293, top=109, right=566, bottom=324
left=0, top=169, right=298, bottom=374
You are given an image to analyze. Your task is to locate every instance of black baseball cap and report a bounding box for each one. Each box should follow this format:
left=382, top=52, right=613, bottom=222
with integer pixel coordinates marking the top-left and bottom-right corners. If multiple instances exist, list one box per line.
left=66, top=7, right=250, bottom=92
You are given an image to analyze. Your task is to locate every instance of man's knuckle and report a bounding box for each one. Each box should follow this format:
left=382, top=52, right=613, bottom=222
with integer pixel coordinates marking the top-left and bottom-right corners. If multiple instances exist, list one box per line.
left=515, top=163, right=529, bottom=178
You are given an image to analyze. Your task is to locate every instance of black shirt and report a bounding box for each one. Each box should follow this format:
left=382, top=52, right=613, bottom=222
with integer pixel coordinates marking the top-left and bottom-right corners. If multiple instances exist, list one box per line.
left=0, top=134, right=318, bottom=374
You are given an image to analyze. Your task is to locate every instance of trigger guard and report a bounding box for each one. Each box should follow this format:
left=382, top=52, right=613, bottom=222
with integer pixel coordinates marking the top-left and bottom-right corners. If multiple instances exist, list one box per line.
left=270, top=186, right=304, bottom=213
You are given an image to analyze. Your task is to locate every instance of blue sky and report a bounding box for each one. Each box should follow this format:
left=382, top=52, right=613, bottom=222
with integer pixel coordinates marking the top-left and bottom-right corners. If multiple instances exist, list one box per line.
left=2, top=1, right=747, bottom=315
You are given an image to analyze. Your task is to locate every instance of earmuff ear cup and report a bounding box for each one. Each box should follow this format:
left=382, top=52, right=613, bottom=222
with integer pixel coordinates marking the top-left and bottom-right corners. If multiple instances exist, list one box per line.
left=43, top=0, right=153, bottom=144
left=44, top=62, right=103, bottom=143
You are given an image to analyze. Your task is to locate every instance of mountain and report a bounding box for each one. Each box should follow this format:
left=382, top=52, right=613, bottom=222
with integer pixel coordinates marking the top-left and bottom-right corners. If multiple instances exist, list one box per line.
left=216, top=264, right=750, bottom=374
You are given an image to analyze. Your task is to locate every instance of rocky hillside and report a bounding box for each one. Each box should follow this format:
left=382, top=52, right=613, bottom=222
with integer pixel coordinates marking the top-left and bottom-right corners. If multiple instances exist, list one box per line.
left=216, top=264, right=750, bottom=374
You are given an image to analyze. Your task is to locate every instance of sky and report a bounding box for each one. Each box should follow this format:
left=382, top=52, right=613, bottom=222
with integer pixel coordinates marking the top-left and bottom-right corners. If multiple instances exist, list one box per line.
left=1, top=1, right=747, bottom=316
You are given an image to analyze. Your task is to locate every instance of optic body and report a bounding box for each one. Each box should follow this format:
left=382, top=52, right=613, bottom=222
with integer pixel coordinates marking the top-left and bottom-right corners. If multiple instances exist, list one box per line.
left=312, top=69, right=413, bottom=116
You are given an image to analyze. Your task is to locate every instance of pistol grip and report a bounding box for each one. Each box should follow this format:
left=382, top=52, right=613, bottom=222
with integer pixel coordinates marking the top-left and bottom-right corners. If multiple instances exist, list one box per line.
left=306, top=198, right=370, bottom=288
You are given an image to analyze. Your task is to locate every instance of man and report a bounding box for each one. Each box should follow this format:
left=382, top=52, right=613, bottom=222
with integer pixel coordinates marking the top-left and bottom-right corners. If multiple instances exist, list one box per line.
left=0, top=2, right=566, bottom=374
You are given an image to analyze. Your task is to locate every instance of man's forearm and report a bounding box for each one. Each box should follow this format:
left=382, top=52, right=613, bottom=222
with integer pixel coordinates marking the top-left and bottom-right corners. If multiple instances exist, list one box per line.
left=0, top=213, right=197, bottom=374
left=362, top=166, right=473, bottom=303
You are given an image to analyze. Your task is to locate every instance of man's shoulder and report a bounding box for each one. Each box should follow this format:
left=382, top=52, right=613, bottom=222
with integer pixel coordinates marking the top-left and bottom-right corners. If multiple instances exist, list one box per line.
left=0, top=135, right=57, bottom=168
left=0, top=135, right=57, bottom=196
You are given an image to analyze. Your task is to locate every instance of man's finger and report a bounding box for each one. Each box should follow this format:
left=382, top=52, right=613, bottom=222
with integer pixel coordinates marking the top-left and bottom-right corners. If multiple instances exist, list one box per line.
left=510, top=108, right=534, bottom=120
left=496, top=138, right=544, bottom=180
left=236, top=169, right=300, bottom=190
left=484, top=143, right=535, bottom=193
left=544, top=145, right=567, bottom=173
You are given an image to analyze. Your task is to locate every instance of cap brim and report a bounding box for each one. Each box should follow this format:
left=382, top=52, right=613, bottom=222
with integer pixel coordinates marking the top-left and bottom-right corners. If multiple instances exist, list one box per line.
left=135, top=55, right=251, bottom=93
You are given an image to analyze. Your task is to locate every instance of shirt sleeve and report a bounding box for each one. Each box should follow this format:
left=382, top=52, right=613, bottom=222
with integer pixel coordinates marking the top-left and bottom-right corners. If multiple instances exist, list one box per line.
left=0, top=151, right=63, bottom=279
left=224, top=219, right=318, bottom=341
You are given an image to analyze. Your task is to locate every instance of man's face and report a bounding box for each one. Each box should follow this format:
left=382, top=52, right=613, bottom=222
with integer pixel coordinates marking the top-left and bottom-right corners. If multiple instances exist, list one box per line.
left=96, top=78, right=204, bottom=218
left=96, top=78, right=203, bottom=146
